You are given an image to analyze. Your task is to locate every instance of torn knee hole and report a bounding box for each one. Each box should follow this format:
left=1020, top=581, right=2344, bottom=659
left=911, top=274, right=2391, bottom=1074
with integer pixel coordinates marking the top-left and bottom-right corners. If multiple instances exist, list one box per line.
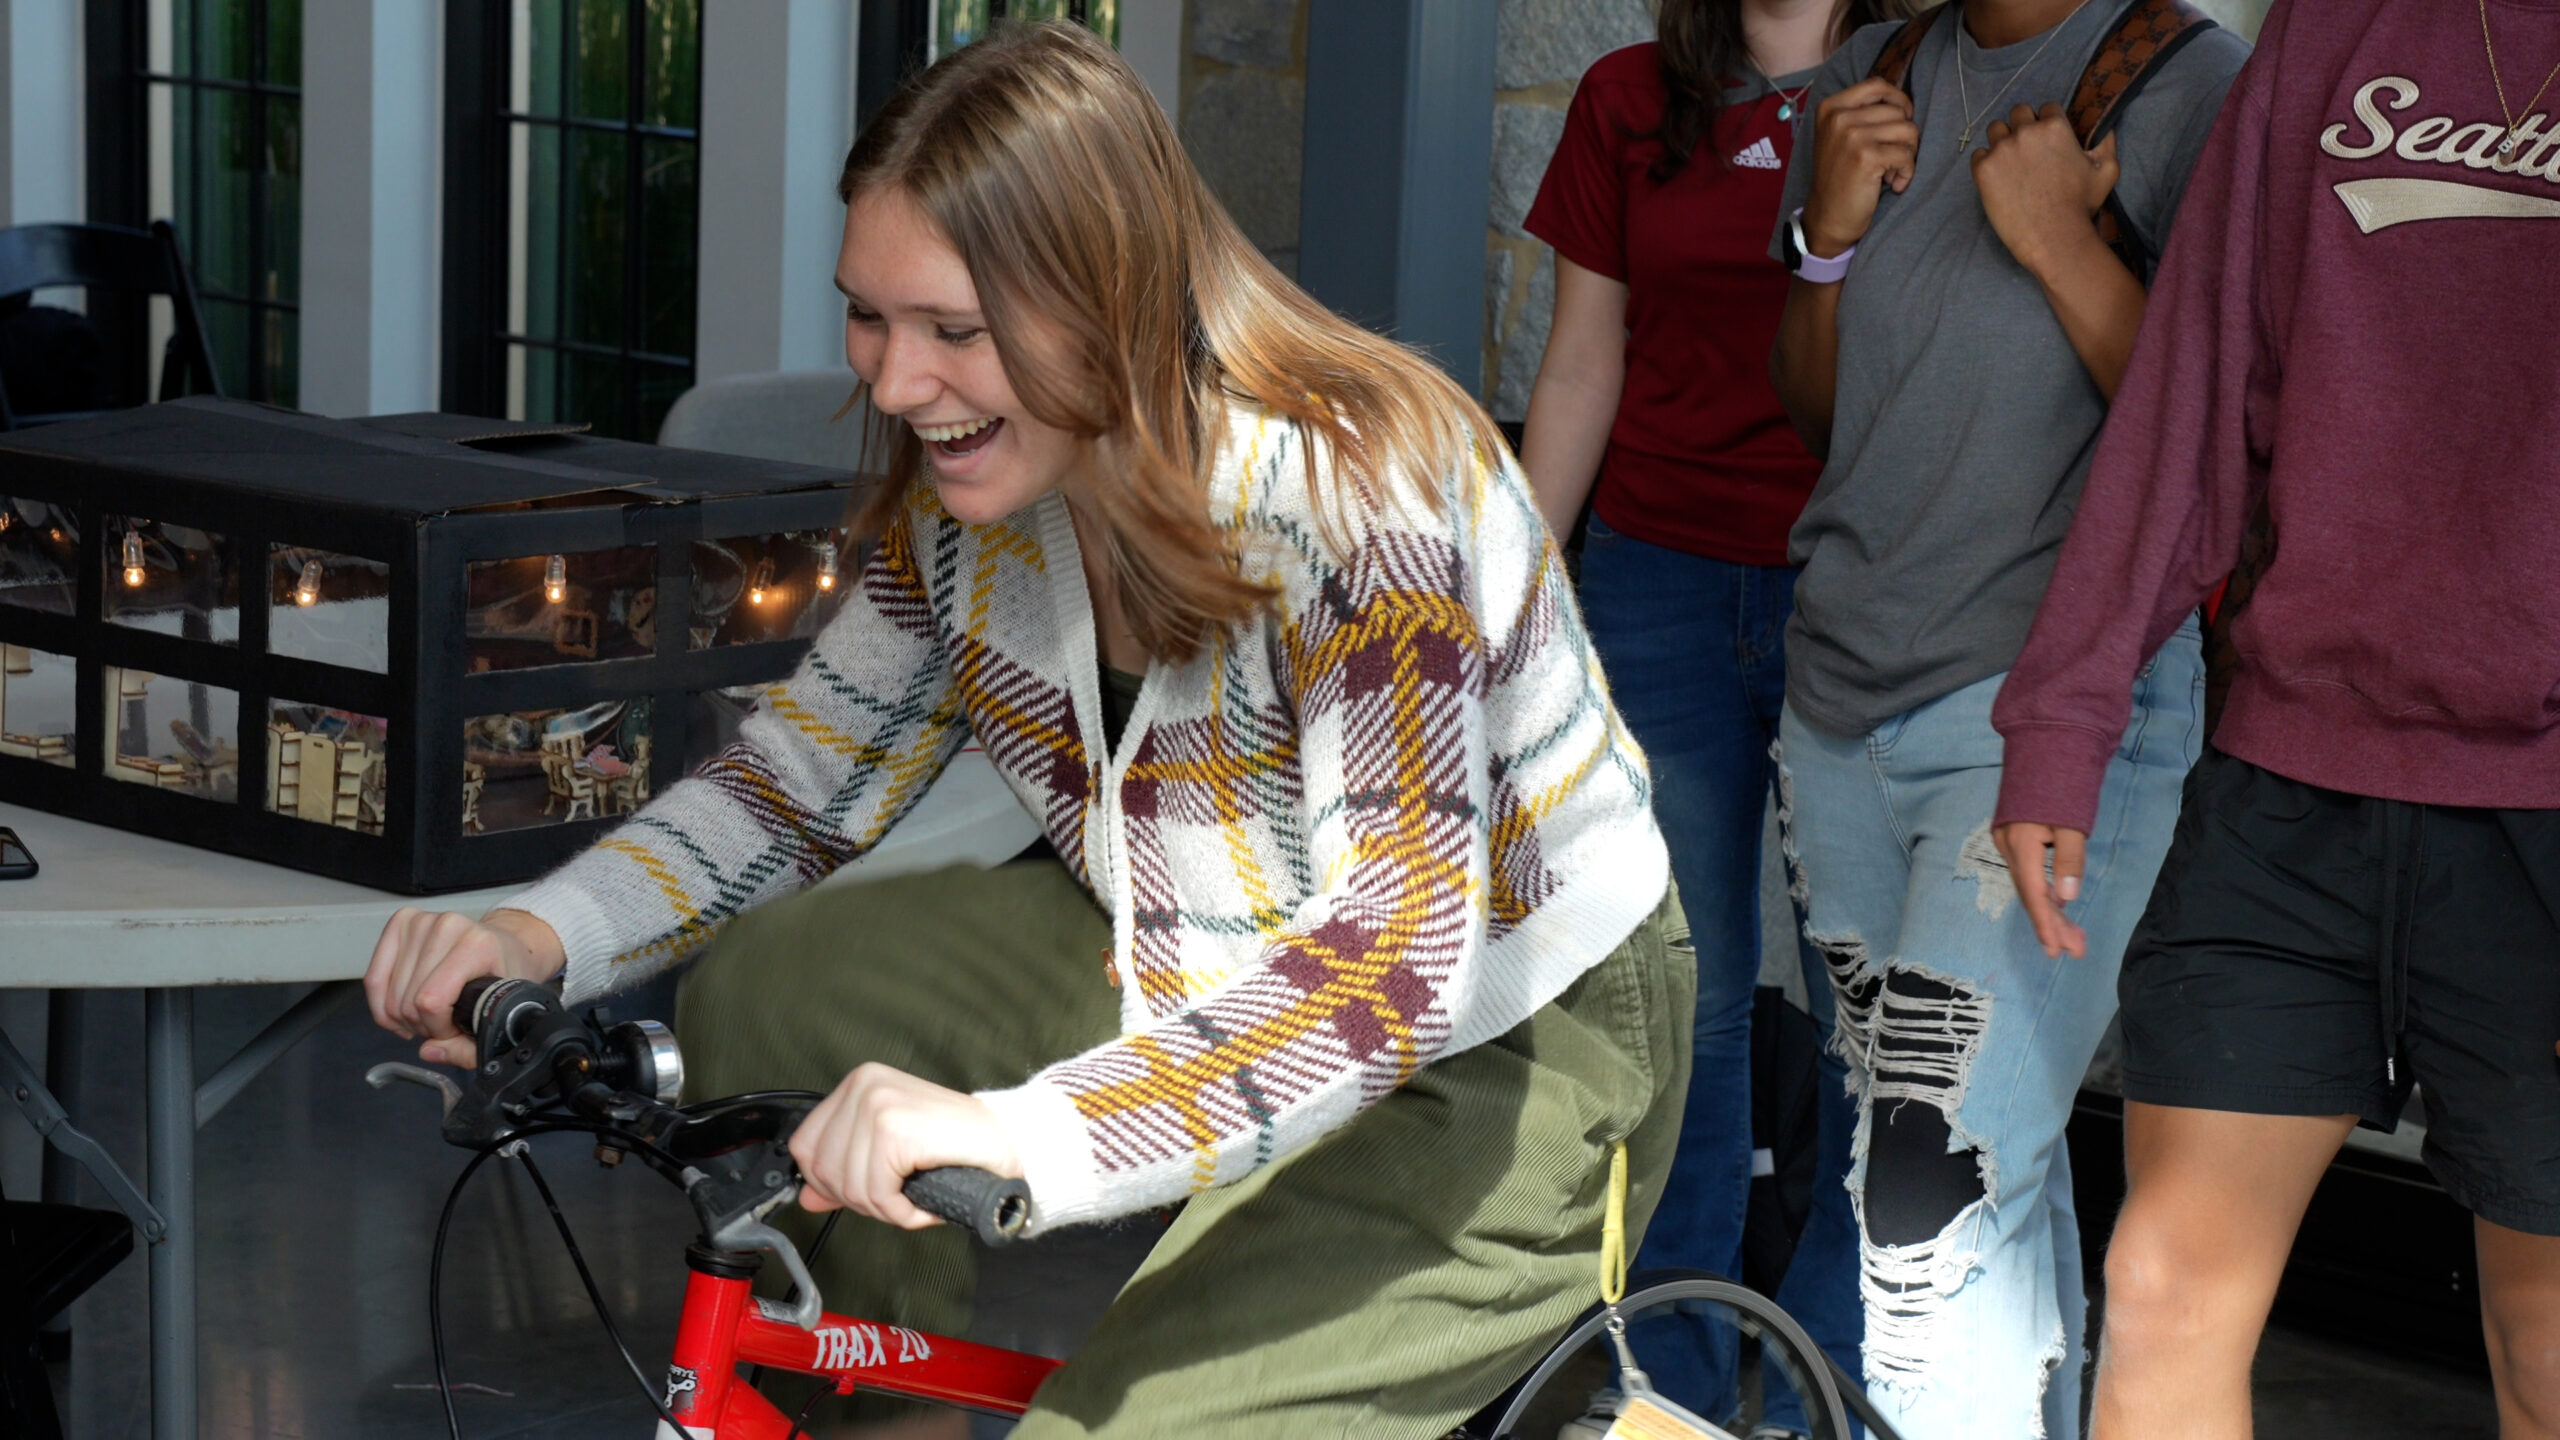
left=1858, top=966, right=1996, bottom=1247
left=1863, top=1099, right=1988, bottom=1247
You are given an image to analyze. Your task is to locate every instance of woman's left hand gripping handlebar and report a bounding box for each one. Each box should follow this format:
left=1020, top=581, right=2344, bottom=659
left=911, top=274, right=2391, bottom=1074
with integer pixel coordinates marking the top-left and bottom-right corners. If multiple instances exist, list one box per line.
left=364, top=907, right=569, bottom=1069
left=789, top=1063, right=1023, bottom=1229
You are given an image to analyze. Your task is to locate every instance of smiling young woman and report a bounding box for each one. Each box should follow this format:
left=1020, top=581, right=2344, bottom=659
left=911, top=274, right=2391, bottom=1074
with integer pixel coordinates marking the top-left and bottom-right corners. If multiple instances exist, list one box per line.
left=832, top=33, right=1498, bottom=672
left=364, top=21, right=1691, bottom=1438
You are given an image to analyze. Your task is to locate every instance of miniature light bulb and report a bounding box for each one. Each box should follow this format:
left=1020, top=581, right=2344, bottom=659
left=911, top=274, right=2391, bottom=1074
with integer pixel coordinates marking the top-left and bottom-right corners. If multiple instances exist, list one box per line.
left=294, top=558, right=324, bottom=607
left=815, top=539, right=839, bottom=592
left=544, top=554, right=567, bottom=604
left=747, top=559, right=775, bottom=606
left=122, top=532, right=147, bottom=588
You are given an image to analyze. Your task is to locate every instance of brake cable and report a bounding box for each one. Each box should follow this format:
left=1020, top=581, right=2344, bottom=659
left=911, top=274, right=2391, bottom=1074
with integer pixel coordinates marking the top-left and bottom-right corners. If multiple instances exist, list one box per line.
left=426, top=1120, right=695, bottom=1440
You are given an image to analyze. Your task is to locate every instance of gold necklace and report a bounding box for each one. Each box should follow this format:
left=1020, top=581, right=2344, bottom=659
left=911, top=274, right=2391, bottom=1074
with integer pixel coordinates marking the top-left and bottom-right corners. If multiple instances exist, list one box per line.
left=1952, top=0, right=2096, bottom=154
left=2479, top=0, right=2560, bottom=157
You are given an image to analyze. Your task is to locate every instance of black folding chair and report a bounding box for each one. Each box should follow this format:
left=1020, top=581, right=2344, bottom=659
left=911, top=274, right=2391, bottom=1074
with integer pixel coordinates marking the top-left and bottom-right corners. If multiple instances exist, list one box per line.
left=0, top=1180, right=133, bottom=1439
left=0, top=220, right=223, bottom=431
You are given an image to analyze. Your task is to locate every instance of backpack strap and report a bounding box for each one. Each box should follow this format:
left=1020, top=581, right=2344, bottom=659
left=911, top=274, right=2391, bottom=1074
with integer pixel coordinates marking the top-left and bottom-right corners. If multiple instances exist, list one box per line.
left=2071, top=0, right=2218, bottom=282
left=1871, top=1, right=2215, bottom=284
left=1866, top=5, right=1951, bottom=92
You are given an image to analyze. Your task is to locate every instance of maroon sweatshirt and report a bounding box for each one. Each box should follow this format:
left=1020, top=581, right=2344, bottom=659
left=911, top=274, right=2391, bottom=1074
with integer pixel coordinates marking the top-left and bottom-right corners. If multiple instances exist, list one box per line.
left=1994, top=0, right=2560, bottom=834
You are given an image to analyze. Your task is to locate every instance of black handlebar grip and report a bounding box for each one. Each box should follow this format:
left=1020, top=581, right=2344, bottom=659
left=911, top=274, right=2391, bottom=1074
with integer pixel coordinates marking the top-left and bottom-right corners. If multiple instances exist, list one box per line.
left=901, top=1168, right=1032, bottom=1246
left=454, top=975, right=505, bottom=1036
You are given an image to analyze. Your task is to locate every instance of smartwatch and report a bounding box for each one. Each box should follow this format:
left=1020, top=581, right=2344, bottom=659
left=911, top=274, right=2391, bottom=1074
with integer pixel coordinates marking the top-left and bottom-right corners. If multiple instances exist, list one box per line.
left=1783, top=207, right=1856, bottom=284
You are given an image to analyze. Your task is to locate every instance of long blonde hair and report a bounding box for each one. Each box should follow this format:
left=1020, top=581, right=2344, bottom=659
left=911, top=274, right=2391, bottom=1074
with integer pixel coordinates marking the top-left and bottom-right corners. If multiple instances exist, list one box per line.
left=843, top=21, right=1498, bottom=663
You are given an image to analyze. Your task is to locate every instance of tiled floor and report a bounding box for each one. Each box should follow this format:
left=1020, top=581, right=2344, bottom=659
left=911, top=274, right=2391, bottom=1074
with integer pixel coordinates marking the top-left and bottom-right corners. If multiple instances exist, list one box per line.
left=10, top=982, right=2502, bottom=1437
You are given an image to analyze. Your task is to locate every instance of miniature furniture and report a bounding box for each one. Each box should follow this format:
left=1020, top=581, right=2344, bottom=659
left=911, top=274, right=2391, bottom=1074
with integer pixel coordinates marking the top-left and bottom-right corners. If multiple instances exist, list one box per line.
left=538, top=731, right=582, bottom=815
left=0, top=221, right=222, bottom=431
left=559, top=762, right=602, bottom=823
left=604, top=733, right=654, bottom=815
left=266, top=723, right=381, bottom=834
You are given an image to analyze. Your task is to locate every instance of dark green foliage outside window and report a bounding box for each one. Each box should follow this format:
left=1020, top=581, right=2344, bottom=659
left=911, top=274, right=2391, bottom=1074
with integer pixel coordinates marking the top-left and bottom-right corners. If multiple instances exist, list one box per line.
left=500, top=0, right=702, bottom=441
left=937, top=0, right=1118, bottom=56
left=143, top=0, right=302, bottom=407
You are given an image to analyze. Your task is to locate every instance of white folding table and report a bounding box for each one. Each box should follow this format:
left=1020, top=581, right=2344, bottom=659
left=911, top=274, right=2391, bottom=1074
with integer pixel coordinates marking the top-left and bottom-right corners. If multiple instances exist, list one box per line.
left=0, top=749, right=1039, bottom=1440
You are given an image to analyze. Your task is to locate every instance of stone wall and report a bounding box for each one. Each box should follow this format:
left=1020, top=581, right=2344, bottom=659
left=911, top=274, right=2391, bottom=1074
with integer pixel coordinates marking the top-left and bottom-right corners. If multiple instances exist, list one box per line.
left=1484, top=0, right=1653, bottom=422
left=1179, top=0, right=1310, bottom=277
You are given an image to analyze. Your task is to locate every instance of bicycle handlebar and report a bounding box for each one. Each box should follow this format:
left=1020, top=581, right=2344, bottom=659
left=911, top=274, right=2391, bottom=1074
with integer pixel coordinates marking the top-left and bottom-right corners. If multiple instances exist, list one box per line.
left=433, top=977, right=1032, bottom=1245
left=903, top=1167, right=1033, bottom=1243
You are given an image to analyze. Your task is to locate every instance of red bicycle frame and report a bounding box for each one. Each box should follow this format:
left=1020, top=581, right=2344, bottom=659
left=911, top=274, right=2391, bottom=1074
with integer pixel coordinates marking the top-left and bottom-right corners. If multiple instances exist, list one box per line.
left=657, top=1253, right=1062, bottom=1437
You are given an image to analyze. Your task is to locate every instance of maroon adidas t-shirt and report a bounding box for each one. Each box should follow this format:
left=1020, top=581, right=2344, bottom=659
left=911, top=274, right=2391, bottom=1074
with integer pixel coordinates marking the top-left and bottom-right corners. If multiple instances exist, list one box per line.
left=1526, top=43, right=1820, bottom=567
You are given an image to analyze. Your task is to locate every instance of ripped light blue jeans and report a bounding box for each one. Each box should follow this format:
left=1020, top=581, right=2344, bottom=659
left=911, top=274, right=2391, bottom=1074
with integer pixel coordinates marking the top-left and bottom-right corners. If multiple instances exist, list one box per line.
left=1775, top=619, right=2203, bottom=1440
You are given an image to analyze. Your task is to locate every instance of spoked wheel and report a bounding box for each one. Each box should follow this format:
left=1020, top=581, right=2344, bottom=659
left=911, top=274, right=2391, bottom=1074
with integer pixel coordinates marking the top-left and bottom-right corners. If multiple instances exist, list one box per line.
left=1462, top=1269, right=1902, bottom=1440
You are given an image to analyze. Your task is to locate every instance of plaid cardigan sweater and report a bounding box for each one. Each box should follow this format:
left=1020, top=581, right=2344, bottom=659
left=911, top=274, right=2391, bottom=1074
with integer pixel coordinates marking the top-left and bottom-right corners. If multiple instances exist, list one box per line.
left=510, top=405, right=1669, bottom=1231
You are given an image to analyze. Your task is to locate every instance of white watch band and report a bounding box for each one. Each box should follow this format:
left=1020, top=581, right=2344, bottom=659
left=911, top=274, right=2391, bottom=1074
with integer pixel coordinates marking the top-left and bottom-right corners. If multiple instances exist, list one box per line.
left=1790, top=209, right=1855, bottom=284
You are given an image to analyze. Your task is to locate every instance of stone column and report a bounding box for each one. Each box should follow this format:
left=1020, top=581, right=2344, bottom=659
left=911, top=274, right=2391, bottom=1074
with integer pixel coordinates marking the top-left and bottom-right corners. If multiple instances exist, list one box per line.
left=1482, top=0, right=1651, bottom=423
left=1180, top=0, right=1306, bottom=276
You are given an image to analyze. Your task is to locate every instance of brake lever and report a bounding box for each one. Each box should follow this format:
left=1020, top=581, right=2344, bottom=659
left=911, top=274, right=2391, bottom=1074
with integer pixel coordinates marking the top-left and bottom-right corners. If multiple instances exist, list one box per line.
left=697, top=1180, right=824, bottom=1331
left=366, top=1062, right=464, bottom=1118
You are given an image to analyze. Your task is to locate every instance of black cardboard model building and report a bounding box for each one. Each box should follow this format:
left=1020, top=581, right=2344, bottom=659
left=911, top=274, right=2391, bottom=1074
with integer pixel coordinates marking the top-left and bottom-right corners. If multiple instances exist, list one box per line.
left=0, top=398, right=868, bottom=892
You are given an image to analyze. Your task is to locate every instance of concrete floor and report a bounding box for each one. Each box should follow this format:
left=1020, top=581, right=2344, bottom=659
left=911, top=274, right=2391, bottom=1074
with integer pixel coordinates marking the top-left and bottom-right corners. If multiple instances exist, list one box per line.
left=7, top=982, right=2503, bottom=1438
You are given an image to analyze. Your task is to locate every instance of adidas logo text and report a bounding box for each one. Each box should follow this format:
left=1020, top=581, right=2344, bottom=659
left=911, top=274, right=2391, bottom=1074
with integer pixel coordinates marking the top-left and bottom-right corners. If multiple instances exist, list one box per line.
left=1733, top=137, right=1783, bottom=170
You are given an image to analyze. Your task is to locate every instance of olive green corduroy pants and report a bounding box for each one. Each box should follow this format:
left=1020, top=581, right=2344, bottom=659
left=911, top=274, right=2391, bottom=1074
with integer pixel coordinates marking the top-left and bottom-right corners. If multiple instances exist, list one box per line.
left=677, top=860, right=1692, bottom=1438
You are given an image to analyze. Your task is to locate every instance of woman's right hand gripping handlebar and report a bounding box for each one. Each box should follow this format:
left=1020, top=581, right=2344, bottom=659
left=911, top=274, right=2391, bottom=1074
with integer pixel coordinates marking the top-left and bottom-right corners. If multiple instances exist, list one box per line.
left=365, top=907, right=569, bottom=1068
left=1801, top=78, right=1920, bottom=259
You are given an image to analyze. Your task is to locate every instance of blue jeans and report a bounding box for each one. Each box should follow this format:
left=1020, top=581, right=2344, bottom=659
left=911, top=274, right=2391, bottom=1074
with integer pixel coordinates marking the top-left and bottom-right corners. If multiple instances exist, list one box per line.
left=1579, top=520, right=1862, bottom=1430
left=1775, top=620, right=2204, bottom=1440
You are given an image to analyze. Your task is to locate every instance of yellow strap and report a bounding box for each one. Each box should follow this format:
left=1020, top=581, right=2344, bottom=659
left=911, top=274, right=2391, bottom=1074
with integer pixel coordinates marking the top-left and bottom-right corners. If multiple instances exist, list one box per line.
left=1599, top=1141, right=1630, bottom=1306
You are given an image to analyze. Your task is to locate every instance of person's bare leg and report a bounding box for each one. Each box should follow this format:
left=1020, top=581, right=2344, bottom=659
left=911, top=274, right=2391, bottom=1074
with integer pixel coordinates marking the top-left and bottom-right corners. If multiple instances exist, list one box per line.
left=2479, top=1218, right=2560, bottom=1438
left=2090, top=1104, right=2355, bottom=1440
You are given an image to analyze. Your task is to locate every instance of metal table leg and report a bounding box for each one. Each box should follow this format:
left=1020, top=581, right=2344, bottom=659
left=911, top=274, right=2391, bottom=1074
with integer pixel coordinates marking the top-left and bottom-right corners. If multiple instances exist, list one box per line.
left=41, top=990, right=86, bottom=1207
left=38, top=989, right=81, bottom=1358
left=145, top=988, right=193, bottom=1440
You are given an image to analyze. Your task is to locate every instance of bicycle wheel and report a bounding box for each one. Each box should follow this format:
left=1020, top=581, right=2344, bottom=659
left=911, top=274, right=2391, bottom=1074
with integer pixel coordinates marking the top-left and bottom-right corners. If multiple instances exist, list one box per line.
left=1463, top=1269, right=1902, bottom=1440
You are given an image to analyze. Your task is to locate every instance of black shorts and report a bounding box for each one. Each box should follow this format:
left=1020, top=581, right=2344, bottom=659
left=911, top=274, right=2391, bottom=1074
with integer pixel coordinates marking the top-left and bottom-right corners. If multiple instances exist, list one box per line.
left=2118, top=747, right=2560, bottom=1236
